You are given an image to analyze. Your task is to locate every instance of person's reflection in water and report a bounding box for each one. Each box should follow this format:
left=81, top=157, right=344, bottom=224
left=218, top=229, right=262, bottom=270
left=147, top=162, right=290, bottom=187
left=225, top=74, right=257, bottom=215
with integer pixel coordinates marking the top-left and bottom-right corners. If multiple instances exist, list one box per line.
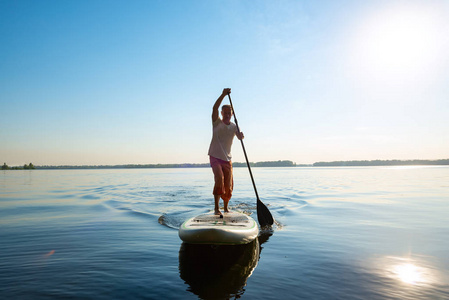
left=179, top=240, right=258, bottom=299
left=179, top=232, right=272, bottom=299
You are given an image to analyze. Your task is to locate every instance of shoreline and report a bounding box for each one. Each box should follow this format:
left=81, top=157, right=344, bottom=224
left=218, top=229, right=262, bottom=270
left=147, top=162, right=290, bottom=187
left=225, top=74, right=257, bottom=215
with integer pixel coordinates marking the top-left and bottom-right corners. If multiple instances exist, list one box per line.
left=3, top=159, right=448, bottom=170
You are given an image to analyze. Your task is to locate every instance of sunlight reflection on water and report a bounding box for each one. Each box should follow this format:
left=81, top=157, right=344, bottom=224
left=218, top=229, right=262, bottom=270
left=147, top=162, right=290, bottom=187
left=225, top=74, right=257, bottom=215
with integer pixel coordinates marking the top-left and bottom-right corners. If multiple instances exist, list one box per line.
left=394, top=263, right=426, bottom=284
left=379, top=256, right=440, bottom=287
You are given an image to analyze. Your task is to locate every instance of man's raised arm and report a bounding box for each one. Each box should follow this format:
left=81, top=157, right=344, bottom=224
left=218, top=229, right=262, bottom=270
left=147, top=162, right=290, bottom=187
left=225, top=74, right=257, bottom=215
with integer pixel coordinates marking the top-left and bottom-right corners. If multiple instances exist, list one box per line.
left=212, top=88, right=231, bottom=122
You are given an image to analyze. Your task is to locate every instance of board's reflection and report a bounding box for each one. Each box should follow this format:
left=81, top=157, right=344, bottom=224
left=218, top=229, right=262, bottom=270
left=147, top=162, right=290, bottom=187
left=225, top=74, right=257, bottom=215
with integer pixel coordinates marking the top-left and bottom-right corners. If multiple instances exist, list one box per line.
left=179, top=236, right=266, bottom=299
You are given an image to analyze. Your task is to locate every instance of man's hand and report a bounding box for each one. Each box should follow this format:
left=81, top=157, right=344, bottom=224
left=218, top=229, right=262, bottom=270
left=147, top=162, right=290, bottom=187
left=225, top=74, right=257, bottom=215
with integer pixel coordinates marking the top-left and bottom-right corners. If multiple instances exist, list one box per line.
left=222, top=88, right=231, bottom=96
left=236, top=131, right=244, bottom=140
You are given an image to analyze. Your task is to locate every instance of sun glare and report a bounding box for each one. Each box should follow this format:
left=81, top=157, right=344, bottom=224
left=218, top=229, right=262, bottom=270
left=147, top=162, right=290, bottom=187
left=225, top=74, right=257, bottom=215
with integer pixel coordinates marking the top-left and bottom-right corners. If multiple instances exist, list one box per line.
left=351, top=4, right=444, bottom=80
left=393, top=263, right=425, bottom=285
left=380, top=256, right=438, bottom=287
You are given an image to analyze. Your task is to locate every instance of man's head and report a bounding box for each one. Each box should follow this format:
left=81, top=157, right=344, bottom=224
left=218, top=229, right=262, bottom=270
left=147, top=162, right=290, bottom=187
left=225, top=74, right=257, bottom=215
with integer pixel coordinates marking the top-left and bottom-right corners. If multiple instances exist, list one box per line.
left=221, top=105, right=233, bottom=125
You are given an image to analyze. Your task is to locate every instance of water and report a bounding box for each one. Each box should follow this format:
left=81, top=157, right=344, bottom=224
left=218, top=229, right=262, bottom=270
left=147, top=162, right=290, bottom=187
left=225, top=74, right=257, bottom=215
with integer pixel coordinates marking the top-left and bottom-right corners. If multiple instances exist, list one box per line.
left=1, top=166, right=448, bottom=299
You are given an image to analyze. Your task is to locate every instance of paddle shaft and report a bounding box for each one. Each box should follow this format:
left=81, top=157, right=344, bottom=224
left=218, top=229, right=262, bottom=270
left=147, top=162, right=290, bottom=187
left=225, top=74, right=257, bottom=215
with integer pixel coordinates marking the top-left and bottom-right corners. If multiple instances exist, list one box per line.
left=227, top=94, right=260, bottom=201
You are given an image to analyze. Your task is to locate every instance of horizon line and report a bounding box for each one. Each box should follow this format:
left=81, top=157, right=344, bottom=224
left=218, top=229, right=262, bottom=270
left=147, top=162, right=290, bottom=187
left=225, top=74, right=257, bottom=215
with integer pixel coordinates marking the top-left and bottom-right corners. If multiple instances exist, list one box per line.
left=3, top=159, right=449, bottom=169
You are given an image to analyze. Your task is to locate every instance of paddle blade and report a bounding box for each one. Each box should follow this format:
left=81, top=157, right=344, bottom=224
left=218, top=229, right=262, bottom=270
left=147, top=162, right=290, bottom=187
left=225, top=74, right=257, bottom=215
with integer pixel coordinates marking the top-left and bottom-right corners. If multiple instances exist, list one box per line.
left=257, top=199, right=274, bottom=227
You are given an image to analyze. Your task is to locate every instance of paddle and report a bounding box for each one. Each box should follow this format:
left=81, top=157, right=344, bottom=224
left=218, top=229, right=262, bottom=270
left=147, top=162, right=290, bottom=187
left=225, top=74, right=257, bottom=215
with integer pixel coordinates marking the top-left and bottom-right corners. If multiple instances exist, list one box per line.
left=227, top=94, right=274, bottom=227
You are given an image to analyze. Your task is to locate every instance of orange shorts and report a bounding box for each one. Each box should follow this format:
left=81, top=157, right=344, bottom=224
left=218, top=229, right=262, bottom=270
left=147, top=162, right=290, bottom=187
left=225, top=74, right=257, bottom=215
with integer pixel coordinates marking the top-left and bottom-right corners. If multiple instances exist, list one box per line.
left=210, top=156, right=233, bottom=202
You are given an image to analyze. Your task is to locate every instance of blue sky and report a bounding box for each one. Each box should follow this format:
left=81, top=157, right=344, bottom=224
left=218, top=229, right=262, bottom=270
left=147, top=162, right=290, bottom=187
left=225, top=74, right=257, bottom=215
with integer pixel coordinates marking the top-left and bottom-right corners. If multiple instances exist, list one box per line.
left=1, top=0, right=448, bottom=165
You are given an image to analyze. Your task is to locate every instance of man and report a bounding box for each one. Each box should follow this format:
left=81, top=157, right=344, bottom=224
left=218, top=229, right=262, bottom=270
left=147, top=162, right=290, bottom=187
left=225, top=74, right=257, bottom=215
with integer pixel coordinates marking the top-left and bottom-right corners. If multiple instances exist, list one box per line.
left=208, top=88, right=244, bottom=216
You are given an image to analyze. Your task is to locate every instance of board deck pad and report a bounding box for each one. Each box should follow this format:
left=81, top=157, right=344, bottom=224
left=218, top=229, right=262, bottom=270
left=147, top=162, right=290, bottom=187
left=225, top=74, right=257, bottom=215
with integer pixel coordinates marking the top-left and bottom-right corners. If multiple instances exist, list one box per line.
left=190, top=214, right=248, bottom=225
left=179, top=212, right=259, bottom=245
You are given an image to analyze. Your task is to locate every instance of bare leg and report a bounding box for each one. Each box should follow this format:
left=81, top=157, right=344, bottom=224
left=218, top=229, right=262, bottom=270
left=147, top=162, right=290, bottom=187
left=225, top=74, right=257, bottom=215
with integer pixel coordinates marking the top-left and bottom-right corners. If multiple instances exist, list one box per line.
left=214, top=194, right=222, bottom=215
left=222, top=162, right=233, bottom=213
left=223, top=198, right=230, bottom=213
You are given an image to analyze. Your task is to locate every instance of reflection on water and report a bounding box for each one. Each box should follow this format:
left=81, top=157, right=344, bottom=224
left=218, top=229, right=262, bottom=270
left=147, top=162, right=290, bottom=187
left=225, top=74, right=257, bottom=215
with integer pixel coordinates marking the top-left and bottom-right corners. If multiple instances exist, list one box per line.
left=383, top=256, right=439, bottom=286
left=179, top=238, right=260, bottom=299
left=394, top=263, right=426, bottom=284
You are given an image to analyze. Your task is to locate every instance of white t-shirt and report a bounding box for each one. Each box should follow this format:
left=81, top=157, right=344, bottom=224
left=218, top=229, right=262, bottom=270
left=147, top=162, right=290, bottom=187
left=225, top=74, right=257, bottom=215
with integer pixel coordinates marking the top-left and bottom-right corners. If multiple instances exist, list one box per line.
left=208, top=118, right=237, bottom=161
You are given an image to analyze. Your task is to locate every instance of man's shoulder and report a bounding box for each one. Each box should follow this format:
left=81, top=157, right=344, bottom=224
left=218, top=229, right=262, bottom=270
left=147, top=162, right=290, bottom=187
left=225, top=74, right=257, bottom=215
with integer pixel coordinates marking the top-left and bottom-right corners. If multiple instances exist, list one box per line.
left=212, top=118, right=223, bottom=126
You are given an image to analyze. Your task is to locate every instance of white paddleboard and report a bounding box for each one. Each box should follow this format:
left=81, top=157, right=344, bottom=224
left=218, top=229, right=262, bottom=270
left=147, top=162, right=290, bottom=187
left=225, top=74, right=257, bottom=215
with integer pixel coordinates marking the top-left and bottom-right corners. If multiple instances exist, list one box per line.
left=179, top=212, right=259, bottom=245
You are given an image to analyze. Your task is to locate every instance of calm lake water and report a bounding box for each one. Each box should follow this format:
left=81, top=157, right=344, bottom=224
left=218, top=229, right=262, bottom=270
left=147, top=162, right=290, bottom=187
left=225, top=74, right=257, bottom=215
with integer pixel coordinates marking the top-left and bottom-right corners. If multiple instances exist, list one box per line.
left=1, top=166, right=448, bottom=299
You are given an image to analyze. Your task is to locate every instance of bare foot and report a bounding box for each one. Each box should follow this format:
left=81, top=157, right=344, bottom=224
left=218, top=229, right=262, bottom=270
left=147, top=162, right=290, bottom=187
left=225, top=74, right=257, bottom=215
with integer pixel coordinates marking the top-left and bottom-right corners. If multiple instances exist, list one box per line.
left=224, top=208, right=231, bottom=213
left=214, top=210, right=223, bottom=216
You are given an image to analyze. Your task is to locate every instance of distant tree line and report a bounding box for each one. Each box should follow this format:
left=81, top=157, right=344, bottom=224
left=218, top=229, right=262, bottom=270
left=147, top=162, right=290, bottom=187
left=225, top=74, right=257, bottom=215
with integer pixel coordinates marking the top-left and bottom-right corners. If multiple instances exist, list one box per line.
left=2, top=163, right=35, bottom=170
left=313, top=159, right=449, bottom=167
left=233, top=160, right=296, bottom=167
left=4, top=159, right=448, bottom=170
left=36, top=163, right=211, bottom=169
left=15, top=160, right=297, bottom=170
